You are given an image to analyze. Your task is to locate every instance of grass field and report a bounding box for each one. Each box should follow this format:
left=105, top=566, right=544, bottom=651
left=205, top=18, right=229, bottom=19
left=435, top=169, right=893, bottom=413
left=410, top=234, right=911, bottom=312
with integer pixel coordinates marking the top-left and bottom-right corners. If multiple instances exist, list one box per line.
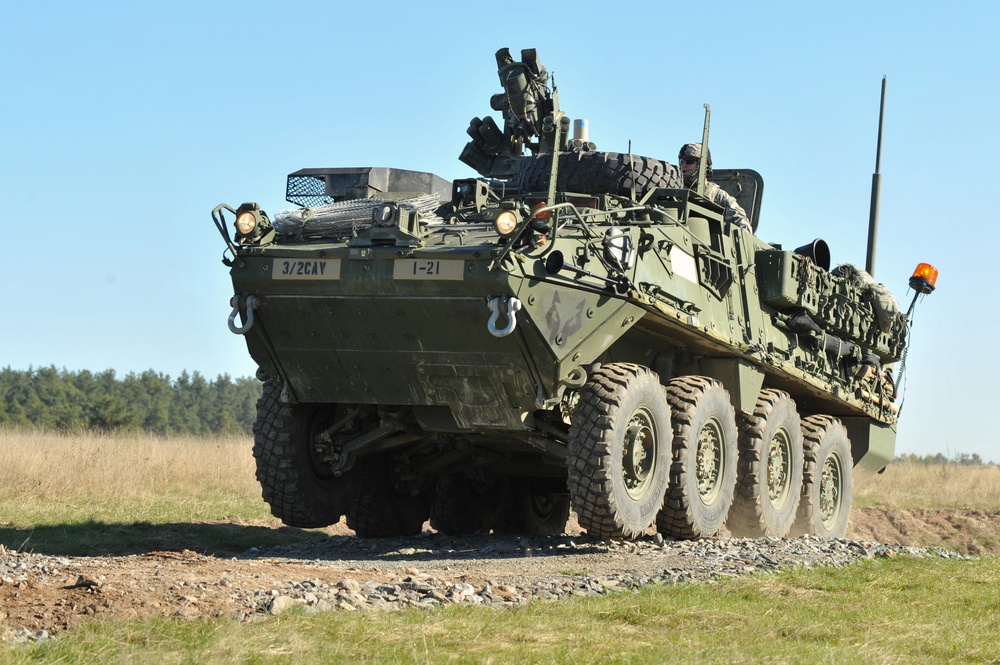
left=0, top=429, right=263, bottom=520
left=1, top=429, right=998, bottom=662
left=0, top=429, right=316, bottom=555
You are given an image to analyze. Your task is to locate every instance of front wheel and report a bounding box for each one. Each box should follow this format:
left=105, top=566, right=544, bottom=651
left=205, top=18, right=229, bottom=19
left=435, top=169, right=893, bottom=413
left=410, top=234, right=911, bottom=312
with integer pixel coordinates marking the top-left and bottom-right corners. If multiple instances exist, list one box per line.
left=657, top=376, right=738, bottom=540
left=790, top=415, right=853, bottom=539
left=567, top=363, right=672, bottom=540
left=252, top=382, right=359, bottom=528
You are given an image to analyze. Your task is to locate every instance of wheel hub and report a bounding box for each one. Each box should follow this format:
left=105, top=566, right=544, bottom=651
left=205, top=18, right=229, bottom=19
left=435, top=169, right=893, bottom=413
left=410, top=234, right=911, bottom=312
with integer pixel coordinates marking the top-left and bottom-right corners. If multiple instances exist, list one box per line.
left=622, top=409, right=657, bottom=499
left=696, top=418, right=725, bottom=503
left=766, top=428, right=792, bottom=508
left=819, top=453, right=843, bottom=527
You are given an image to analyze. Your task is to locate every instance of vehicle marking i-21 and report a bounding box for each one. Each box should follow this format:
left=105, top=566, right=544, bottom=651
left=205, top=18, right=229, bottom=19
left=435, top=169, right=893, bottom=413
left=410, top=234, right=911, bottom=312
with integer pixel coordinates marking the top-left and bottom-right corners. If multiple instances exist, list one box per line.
left=271, top=259, right=342, bottom=280
left=393, top=259, right=464, bottom=280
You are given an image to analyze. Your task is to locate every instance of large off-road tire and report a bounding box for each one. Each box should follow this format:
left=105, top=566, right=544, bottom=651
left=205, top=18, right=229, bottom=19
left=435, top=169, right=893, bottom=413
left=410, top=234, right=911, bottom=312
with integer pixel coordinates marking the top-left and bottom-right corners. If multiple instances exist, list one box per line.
left=347, top=452, right=433, bottom=538
left=790, top=415, right=853, bottom=539
left=496, top=479, right=571, bottom=536
left=657, top=376, right=738, bottom=540
left=429, top=473, right=506, bottom=535
left=567, top=363, right=672, bottom=540
left=252, top=381, right=358, bottom=528
left=518, top=151, right=682, bottom=197
left=728, top=390, right=804, bottom=538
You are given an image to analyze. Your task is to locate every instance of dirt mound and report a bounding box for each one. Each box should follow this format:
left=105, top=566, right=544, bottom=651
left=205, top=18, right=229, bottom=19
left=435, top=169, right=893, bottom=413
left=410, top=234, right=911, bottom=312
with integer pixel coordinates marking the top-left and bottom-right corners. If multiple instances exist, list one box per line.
left=848, top=508, right=1000, bottom=556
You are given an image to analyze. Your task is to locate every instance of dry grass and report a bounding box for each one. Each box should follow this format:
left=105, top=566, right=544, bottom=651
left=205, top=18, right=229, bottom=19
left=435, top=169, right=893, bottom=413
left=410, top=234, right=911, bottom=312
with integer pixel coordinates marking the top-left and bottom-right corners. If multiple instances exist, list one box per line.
left=3, top=428, right=998, bottom=517
left=0, top=428, right=257, bottom=500
left=0, top=428, right=271, bottom=526
left=855, top=459, right=1000, bottom=510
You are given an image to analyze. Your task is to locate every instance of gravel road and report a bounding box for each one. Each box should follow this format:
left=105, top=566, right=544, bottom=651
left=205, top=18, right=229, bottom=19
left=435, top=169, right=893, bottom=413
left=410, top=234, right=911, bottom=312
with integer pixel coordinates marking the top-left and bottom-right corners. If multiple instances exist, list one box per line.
left=0, top=527, right=966, bottom=643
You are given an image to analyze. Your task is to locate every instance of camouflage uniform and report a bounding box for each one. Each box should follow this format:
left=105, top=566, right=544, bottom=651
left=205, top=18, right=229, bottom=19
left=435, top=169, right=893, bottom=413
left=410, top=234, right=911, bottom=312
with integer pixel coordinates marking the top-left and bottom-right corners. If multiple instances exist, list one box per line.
left=704, top=181, right=751, bottom=232
left=679, top=143, right=752, bottom=232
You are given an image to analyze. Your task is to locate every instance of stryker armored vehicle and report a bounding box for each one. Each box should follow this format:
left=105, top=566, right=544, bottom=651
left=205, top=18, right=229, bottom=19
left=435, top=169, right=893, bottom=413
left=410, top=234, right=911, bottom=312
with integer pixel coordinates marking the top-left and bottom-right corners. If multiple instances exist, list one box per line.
left=212, top=48, right=936, bottom=541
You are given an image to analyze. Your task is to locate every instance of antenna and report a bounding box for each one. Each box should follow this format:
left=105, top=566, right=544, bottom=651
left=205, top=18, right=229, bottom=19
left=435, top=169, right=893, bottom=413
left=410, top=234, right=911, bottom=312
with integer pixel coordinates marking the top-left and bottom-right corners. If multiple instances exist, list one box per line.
left=865, top=76, right=887, bottom=276
left=698, top=104, right=711, bottom=195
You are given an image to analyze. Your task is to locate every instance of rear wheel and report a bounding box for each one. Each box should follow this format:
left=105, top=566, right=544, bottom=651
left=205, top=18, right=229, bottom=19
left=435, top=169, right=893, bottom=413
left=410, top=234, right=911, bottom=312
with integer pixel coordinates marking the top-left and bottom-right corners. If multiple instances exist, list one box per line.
left=657, top=377, right=738, bottom=540
left=252, top=382, right=359, bottom=528
left=429, top=473, right=506, bottom=535
left=347, top=452, right=433, bottom=538
left=567, top=363, right=672, bottom=540
left=790, top=415, right=853, bottom=539
left=729, top=390, right=803, bottom=537
left=496, top=479, right=570, bottom=536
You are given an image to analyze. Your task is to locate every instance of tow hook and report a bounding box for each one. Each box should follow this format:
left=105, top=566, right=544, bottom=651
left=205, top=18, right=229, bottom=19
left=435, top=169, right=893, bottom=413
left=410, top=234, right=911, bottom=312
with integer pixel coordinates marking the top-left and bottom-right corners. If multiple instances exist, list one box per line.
left=487, top=296, right=522, bottom=337
left=228, top=295, right=259, bottom=335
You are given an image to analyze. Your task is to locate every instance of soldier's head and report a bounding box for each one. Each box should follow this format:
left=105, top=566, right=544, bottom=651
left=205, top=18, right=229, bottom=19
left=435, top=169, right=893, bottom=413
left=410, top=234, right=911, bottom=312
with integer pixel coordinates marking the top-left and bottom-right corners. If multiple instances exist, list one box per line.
left=678, top=143, right=712, bottom=186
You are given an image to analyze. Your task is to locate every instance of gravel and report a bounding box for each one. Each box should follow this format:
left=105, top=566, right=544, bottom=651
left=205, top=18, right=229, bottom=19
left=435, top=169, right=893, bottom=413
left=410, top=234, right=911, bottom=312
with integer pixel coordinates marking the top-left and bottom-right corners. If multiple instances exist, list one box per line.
left=241, top=533, right=966, bottom=613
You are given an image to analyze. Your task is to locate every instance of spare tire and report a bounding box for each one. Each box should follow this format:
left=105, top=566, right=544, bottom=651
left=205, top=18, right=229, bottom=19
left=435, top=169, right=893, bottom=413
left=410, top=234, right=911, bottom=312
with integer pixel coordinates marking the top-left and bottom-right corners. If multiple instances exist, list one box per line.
left=518, top=151, right=682, bottom=196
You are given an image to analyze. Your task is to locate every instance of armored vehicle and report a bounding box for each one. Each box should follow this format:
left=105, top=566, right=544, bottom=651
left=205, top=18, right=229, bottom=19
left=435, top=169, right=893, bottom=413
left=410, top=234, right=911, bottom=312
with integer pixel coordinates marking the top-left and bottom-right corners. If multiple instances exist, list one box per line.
left=212, top=48, right=936, bottom=541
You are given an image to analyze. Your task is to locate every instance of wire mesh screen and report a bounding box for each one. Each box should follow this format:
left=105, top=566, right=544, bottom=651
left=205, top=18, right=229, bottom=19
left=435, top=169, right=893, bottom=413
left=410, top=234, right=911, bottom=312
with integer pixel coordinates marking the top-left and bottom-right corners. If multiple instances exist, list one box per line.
left=286, top=175, right=331, bottom=207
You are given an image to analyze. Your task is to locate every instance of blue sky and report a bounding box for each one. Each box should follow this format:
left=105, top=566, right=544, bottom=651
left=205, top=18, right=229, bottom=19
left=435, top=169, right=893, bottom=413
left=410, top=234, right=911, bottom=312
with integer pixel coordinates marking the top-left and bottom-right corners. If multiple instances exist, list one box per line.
left=3, top=1, right=996, bottom=461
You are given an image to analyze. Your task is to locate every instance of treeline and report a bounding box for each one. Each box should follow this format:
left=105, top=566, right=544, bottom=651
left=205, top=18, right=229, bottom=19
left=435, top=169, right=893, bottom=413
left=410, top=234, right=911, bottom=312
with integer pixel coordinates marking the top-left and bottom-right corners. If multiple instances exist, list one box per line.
left=0, top=367, right=261, bottom=436
left=895, top=452, right=995, bottom=467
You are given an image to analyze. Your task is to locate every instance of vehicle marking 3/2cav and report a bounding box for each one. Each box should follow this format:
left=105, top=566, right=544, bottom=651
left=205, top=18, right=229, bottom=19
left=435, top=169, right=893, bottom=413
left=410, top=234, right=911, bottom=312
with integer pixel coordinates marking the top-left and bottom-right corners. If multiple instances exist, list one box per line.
left=271, top=259, right=341, bottom=280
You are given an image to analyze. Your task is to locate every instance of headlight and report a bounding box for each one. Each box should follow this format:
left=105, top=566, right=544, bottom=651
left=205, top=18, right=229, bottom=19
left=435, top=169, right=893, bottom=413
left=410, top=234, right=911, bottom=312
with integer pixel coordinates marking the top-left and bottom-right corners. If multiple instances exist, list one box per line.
left=494, top=210, right=520, bottom=237
left=233, top=203, right=273, bottom=244
left=235, top=211, right=258, bottom=236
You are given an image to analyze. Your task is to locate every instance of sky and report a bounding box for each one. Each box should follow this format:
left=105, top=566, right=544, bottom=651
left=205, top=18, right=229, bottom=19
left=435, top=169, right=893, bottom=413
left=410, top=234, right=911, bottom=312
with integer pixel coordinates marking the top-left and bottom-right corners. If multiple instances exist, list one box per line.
left=2, top=1, right=997, bottom=461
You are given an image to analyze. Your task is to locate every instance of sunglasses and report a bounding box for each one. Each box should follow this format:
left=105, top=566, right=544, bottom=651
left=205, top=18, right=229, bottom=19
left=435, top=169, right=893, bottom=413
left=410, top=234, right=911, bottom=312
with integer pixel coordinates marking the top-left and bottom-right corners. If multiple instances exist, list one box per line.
left=680, top=157, right=699, bottom=165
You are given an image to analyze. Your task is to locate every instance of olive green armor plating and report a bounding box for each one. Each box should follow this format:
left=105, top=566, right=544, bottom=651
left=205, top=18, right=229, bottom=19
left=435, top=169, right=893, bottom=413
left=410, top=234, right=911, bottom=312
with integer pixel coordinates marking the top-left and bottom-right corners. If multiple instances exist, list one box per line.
left=213, top=48, right=917, bottom=541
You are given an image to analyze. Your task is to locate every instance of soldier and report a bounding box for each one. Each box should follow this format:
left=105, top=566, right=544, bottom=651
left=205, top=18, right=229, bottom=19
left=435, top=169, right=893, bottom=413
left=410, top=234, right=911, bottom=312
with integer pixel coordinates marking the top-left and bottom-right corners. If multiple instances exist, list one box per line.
left=678, top=143, right=752, bottom=232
